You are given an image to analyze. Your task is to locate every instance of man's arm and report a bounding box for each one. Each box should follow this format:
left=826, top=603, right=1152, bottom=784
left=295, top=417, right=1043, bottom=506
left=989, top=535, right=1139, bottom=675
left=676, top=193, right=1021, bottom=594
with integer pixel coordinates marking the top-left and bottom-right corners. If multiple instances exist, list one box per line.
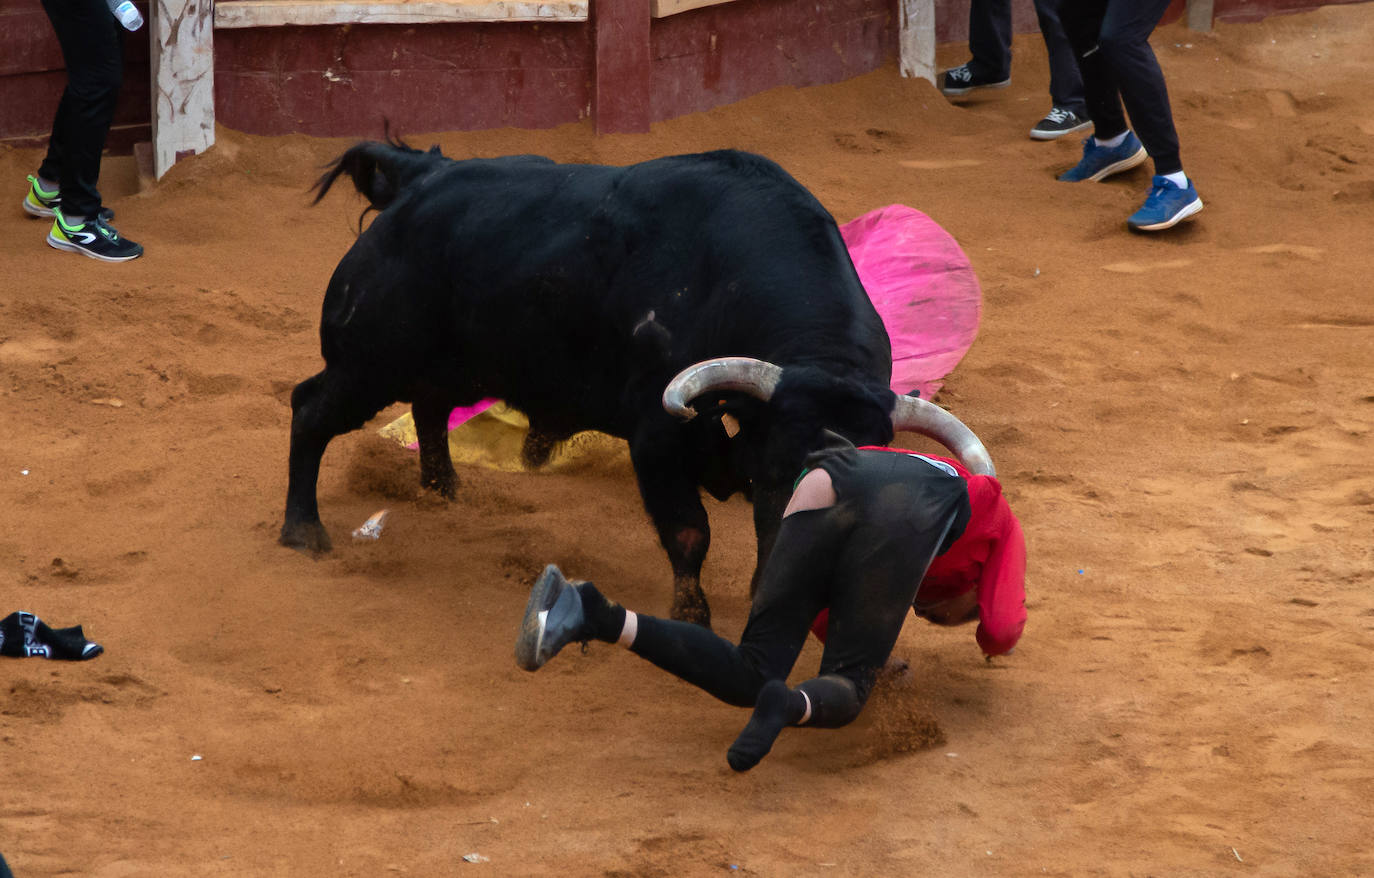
left=974, top=496, right=1026, bottom=656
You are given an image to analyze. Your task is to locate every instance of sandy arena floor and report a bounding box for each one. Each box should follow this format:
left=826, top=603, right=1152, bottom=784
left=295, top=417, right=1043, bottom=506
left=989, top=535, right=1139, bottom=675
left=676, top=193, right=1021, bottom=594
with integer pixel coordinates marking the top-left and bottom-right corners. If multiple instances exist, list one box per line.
left=1, top=6, right=1371, bottom=876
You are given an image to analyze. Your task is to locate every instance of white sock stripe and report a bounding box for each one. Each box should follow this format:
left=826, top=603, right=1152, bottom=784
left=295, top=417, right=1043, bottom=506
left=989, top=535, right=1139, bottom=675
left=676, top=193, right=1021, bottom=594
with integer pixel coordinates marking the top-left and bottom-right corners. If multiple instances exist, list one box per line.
left=798, top=690, right=813, bottom=726
left=617, top=610, right=638, bottom=648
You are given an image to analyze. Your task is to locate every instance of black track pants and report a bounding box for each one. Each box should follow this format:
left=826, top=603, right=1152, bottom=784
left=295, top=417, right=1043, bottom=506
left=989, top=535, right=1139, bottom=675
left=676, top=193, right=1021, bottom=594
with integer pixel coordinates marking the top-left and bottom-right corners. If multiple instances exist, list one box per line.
left=1032, top=0, right=1087, bottom=113
left=1059, top=0, right=1182, bottom=173
left=969, top=0, right=1085, bottom=114
left=629, top=447, right=969, bottom=727
left=37, top=0, right=124, bottom=218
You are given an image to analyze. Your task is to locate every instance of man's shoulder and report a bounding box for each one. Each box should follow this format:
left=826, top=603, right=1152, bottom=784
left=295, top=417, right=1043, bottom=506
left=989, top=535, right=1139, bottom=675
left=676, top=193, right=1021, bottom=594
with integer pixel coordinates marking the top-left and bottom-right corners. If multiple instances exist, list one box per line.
left=859, top=445, right=973, bottom=479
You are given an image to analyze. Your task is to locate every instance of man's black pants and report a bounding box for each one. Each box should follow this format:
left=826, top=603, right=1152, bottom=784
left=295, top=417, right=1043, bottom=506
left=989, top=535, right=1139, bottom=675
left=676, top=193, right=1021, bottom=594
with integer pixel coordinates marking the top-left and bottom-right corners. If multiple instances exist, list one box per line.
left=37, top=0, right=125, bottom=218
left=626, top=448, right=970, bottom=728
left=968, top=0, right=1086, bottom=115
left=1058, top=0, right=1182, bottom=174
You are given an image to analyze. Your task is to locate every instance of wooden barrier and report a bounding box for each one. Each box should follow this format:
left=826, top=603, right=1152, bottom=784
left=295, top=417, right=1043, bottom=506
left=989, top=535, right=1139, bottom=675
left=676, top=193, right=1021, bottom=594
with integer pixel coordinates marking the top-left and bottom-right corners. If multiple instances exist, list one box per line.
left=3, top=0, right=1357, bottom=181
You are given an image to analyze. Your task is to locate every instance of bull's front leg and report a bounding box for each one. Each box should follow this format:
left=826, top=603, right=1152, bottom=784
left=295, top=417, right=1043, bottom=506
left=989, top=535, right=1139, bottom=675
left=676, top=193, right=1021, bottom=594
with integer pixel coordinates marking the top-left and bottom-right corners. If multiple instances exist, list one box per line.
left=281, top=372, right=338, bottom=553
left=280, top=368, right=394, bottom=554
left=629, top=434, right=713, bottom=628
left=666, top=523, right=711, bottom=627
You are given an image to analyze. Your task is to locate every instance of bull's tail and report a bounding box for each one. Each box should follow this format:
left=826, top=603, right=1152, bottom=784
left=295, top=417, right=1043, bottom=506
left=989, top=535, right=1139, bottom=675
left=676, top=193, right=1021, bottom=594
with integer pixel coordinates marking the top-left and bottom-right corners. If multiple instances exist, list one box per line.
left=312, top=133, right=447, bottom=218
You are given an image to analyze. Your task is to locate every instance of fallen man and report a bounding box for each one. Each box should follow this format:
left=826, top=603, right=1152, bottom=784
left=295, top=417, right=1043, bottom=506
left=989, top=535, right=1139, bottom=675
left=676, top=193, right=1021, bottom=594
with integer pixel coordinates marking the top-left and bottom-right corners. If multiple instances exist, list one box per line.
left=515, top=429, right=1025, bottom=772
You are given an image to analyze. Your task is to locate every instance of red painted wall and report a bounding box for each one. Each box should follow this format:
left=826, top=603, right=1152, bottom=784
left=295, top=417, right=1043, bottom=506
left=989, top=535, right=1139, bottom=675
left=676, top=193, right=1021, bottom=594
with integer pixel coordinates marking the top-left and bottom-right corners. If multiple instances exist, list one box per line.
left=936, top=0, right=1042, bottom=43
left=213, top=22, right=593, bottom=138
left=1, top=0, right=1367, bottom=147
left=650, top=0, right=896, bottom=122
left=213, top=0, right=897, bottom=137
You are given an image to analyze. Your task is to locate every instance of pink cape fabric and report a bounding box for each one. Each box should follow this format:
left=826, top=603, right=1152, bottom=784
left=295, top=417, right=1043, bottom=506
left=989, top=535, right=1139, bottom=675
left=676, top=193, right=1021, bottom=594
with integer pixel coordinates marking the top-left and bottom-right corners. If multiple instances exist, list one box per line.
left=839, top=203, right=982, bottom=400
left=442, top=203, right=980, bottom=431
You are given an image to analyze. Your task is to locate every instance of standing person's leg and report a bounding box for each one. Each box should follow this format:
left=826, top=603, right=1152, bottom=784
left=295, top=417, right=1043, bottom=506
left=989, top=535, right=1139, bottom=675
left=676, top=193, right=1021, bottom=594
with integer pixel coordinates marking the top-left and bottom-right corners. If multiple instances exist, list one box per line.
left=38, top=0, right=122, bottom=220
left=968, top=0, right=1014, bottom=81
left=37, top=0, right=142, bottom=260
left=1056, top=0, right=1149, bottom=181
left=1034, top=0, right=1086, bottom=115
left=1028, top=0, right=1093, bottom=139
left=1097, top=0, right=1178, bottom=173
left=1093, top=0, right=1202, bottom=230
left=1058, top=0, right=1125, bottom=139
left=24, top=85, right=72, bottom=217
left=941, top=0, right=1014, bottom=97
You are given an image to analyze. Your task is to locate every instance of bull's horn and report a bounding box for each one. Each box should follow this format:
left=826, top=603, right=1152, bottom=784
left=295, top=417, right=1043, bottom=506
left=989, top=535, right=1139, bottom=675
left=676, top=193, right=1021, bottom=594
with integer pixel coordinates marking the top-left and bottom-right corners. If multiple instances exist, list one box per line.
left=891, top=394, right=997, bottom=476
left=662, top=357, right=782, bottom=419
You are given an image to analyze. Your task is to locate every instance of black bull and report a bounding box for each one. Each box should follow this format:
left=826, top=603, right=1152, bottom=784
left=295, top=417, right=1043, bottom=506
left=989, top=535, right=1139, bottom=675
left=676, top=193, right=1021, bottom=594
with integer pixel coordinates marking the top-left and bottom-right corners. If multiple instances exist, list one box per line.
left=281, top=142, right=992, bottom=627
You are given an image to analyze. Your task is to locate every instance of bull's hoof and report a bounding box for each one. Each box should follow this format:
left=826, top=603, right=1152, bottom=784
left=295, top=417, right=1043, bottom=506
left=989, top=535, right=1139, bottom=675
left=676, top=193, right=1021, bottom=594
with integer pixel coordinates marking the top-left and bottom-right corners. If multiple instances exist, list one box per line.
left=420, top=472, right=457, bottom=500
left=520, top=430, right=558, bottom=469
left=280, top=519, right=332, bottom=555
left=669, top=592, right=712, bottom=629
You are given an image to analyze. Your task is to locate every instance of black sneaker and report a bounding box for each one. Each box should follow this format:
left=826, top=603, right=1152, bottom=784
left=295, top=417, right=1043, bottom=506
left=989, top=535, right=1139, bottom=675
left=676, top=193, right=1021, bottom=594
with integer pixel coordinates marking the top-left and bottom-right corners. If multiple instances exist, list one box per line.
left=515, top=564, right=590, bottom=671
left=47, top=209, right=143, bottom=262
left=22, top=175, right=114, bottom=221
left=1030, top=106, right=1093, bottom=141
left=939, top=63, right=1010, bottom=97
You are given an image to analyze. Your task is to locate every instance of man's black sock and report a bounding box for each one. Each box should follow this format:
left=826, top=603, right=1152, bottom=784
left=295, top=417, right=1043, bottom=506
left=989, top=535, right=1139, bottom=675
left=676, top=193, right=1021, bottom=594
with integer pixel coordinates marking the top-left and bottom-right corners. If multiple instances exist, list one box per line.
left=577, top=582, right=626, bottom=643
left=726, top=679, right=805, bottom=772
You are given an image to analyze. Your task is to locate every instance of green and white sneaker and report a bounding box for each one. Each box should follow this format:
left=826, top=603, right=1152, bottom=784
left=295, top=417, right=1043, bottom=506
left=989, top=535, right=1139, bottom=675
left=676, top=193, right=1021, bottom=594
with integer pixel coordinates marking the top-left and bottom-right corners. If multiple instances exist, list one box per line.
left=22, top=175, right=61, bottom=218
left=23, top=175, right=115, bottom=221
left=47, top=208, right=143, bottom=262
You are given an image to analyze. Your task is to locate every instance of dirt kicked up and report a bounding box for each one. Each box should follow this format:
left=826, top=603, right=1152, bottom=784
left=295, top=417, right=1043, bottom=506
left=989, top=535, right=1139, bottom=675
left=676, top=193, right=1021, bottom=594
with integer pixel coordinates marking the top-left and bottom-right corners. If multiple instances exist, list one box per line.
left=1, top=6, right=1371, bottom=876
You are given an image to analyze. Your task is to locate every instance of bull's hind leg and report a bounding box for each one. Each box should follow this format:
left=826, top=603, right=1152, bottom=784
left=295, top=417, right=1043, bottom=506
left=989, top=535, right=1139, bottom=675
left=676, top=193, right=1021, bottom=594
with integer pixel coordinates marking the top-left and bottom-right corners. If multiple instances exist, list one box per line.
left=630, top=433, right=713, bottom=628
left=281, top=369, right=395, bottom=554
left=412, top=388, right=459, bottom=498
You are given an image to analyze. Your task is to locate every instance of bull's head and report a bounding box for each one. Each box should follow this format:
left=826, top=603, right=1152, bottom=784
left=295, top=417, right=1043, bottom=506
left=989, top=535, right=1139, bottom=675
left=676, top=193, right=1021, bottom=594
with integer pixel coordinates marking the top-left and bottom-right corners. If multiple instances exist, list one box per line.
left=661, top=356, right=995, bottom=476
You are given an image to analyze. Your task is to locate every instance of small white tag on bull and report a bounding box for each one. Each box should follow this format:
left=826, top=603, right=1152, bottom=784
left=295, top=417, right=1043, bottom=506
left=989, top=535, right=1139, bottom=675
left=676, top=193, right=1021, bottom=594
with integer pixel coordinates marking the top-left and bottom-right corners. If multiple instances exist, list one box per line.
left=352, top=509, right=390, bottom=540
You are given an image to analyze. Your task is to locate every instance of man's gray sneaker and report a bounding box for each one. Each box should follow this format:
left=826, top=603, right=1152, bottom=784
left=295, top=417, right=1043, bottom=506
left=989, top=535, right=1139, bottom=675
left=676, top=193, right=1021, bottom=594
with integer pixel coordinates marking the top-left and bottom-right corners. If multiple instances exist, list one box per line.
left=515, top=564, right=589, bottom=671
left=1030, top=106, right=1093, bottom=141
left=939, top=63, right=1011, bottom=98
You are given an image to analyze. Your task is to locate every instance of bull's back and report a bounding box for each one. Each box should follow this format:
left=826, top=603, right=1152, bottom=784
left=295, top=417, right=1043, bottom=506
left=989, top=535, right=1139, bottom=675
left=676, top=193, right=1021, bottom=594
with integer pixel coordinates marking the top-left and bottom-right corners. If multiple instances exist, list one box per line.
left=316, top=150, right=890, bottom=420
left=608, top=152, right=890, bottom=376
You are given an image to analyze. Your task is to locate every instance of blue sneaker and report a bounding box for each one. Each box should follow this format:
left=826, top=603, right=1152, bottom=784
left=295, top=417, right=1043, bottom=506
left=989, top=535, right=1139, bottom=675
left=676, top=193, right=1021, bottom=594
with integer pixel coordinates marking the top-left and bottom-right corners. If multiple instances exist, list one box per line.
left=515, top=564, right=590, bottom=671
left=1058, top=132, right=1148, bottom=182
left=1128, top=176, right=1204, bottom=231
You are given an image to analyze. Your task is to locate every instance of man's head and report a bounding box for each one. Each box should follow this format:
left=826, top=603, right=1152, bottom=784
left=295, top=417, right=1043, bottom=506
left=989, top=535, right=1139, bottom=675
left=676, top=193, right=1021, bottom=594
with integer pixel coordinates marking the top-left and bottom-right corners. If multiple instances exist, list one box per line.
left=912, top=588, right=980, bottom=626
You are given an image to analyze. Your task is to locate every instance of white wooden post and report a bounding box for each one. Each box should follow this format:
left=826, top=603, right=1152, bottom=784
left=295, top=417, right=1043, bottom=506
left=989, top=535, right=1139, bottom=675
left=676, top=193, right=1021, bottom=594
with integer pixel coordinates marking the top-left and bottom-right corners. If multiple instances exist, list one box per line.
left=898, top=0, right=936, bottom=85
left=150, top=0, right=215, bottom=179
left=1186, top=0, right=1214, bottom=31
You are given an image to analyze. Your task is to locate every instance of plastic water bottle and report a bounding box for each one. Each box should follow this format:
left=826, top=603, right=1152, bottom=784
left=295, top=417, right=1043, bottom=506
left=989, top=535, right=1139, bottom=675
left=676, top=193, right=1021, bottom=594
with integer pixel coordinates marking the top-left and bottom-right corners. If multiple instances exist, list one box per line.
left=106, top=0, right=144, bottom=31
